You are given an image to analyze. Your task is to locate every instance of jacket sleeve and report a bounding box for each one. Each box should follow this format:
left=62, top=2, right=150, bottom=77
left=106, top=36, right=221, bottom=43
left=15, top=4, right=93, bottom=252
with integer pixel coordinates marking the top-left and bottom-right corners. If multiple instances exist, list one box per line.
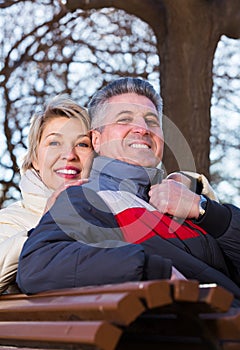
left=0, top=202, right=33, bottom=294
left=0, top=231, right=27, bottom=294
left=0, top=208, right=27, bottom=244
left=17, top=186, right=172, bottom=294
left=197, top=200, right=240, bottom=284
left=171, top=171, right=219, bottom=201
left=141, top=235, right=240, bottom=306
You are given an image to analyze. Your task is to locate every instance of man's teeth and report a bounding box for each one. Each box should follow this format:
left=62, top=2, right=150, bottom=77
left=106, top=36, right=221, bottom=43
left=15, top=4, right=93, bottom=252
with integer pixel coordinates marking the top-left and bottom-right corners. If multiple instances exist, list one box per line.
left=130, top=144, right=149, bottom=149
left=56, top=169, right=78, bottom=175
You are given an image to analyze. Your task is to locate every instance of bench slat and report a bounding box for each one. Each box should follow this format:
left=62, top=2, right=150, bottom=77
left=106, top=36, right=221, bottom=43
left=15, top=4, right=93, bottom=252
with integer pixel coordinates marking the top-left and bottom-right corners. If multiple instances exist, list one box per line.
left=171, top=279, right=200, bottom=302
left=0, top=321, right=122, bottom=350
left=1, top=280, right=173, bottom=309
left=0, top=292, right=145, bottom=326
left=198, top=284, right=234, bottom=312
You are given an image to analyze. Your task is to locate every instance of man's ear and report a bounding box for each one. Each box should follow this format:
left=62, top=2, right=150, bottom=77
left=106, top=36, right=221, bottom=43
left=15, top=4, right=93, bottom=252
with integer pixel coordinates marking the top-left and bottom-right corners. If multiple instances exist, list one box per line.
left=91, top=129, right=101, bottom=154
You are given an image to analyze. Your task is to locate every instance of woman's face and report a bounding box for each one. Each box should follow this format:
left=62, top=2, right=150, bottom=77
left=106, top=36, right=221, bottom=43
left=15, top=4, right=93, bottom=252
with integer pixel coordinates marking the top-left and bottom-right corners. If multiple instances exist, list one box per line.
left=33, top=116, right=93, bottom=190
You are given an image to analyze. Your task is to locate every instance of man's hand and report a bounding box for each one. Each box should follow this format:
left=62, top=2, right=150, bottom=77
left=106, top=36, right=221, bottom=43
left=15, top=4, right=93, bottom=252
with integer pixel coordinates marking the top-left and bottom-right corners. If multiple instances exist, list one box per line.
left=149, top=179, right=201, bottom=219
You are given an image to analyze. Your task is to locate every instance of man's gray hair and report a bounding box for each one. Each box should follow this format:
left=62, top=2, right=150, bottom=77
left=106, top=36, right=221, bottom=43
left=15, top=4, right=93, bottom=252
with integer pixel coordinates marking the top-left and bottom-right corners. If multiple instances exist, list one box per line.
left=88, top=77, right=162, bottom=130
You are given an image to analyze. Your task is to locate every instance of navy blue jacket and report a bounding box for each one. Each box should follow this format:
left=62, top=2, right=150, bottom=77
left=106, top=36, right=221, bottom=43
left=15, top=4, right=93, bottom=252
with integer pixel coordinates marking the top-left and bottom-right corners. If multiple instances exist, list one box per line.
left=17, top=157, right=240, bottom=305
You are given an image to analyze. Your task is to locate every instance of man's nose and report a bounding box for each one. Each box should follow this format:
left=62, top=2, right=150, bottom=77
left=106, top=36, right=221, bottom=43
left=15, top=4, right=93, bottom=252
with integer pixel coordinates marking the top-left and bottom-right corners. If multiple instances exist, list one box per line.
left=131, top=119, right=150, bottom=134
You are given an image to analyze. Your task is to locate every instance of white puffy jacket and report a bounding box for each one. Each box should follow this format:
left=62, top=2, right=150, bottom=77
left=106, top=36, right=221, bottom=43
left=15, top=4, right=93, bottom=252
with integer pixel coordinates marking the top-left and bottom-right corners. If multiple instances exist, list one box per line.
left=0, top=169, right=52, bottom=293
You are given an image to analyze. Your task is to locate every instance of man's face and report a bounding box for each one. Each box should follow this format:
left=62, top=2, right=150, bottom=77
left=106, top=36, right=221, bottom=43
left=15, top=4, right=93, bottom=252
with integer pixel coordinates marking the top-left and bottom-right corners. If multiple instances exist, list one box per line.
left=91, top=93, right=164, bottom=168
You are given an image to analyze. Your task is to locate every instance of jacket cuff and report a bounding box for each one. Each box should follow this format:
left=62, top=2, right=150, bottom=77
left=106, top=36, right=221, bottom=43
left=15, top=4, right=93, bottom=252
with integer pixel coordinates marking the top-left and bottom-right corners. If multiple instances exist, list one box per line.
left=195, top=199, right=232, bottom=238
left=179, top=171, right=219, bottom=201
left=143, top=254, right=172, bottom=280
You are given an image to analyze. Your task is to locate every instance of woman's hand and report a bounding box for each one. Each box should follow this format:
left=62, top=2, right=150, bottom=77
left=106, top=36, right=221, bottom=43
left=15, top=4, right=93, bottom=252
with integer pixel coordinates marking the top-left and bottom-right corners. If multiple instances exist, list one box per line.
left=43, top=179, right=89, bottom=214
left=167, top=172, right=192, bottom=188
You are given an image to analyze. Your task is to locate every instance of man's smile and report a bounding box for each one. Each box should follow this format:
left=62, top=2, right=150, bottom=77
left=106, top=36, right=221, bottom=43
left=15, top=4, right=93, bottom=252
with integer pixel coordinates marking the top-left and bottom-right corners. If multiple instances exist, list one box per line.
left=130, top=143, right=150, bottom=149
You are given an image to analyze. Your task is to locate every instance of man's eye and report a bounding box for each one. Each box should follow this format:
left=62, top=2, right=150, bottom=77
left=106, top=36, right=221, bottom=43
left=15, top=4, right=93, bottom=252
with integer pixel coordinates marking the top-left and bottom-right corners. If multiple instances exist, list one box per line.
left=116, top=117, right=132, bottom=124
left=146, top=119, right=160, bottom=127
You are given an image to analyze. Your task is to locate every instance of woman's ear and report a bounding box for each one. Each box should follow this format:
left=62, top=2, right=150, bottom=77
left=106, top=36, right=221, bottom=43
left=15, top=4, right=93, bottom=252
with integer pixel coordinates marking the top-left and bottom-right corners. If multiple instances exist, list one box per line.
left=91, top=129, right=101, bottom=154
left=32, top=157, right=39, bottom=171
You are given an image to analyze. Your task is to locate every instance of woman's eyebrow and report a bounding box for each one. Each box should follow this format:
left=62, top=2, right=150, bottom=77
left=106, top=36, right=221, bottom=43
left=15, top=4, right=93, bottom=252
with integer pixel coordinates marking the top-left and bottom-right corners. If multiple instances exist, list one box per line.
left=44, top=132, right=62, bottom=140
left=45, top=132, right=88, bottom=139
left=76, top=134, right=90, bottom=139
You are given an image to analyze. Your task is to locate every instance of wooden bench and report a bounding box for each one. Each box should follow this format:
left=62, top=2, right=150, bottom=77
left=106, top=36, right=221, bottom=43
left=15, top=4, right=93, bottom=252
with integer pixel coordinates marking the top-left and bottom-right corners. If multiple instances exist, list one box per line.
left=0, top=280, right=239, bottom=350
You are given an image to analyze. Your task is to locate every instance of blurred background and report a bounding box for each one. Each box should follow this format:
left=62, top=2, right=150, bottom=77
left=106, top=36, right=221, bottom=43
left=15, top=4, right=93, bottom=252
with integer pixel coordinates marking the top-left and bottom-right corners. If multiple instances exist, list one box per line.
left=0, top=0, right=239, bottom=207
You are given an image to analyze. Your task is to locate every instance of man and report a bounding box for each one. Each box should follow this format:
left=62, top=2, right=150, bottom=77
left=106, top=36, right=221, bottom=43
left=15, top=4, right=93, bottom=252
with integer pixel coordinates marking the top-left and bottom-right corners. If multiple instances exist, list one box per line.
left=17, top=78, right=240, bottom=306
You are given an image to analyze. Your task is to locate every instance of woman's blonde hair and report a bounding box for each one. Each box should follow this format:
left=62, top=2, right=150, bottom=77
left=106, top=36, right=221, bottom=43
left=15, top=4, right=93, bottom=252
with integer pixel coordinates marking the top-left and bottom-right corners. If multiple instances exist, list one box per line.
left=21, top=94, right=90, bottom=173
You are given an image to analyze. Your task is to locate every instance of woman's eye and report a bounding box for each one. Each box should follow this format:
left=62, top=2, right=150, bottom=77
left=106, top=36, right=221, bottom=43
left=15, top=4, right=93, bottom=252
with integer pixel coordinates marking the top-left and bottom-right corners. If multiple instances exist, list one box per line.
left=77, top=142, right=90, bottom=148
left=49, top=141, right=60, bottom=146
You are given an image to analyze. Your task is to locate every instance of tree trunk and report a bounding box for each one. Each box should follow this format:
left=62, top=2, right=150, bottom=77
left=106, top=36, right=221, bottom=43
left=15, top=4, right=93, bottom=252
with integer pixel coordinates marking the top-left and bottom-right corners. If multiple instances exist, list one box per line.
left=155, top=0, right=220, bottom=176
left=66, top=0, right=240, bottom=178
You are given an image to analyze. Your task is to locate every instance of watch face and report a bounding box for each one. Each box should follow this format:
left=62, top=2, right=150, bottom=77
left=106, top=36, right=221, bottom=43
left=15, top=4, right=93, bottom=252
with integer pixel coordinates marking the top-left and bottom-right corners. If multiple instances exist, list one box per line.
left=200, top=196, right=207, bottom=209
left=199, top=195, right=207, bottom=217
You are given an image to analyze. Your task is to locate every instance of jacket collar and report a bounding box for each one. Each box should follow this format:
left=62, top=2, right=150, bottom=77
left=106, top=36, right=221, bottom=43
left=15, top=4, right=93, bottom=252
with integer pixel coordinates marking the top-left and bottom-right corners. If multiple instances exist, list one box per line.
left=20, top=169, right=53, bottom=213
left=90, top=156, right=163, bottom=201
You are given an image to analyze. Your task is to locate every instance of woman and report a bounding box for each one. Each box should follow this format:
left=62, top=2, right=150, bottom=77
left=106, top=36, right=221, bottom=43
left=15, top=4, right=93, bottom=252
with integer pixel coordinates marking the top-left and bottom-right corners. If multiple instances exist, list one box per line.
left=0, top=94, right=94, bottom=293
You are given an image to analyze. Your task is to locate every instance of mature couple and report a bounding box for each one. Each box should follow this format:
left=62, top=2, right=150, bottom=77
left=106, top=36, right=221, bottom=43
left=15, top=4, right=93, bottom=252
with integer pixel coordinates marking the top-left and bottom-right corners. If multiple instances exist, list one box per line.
left=1, top=77, right=240, bottom=305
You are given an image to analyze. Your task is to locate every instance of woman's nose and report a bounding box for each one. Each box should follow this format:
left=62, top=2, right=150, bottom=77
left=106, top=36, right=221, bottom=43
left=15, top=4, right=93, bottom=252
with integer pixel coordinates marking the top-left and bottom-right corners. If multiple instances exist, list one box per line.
left=61, top=147, right=78, bottom=160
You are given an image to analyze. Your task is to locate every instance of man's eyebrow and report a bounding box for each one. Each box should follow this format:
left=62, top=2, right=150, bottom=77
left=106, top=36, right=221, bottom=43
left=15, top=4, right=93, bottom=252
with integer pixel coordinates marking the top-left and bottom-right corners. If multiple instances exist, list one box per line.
left=115, top=110, right=134, bottom=117
left=144, top=112, right=159, bottom=119
left=114, top=110, right=159, bottom=120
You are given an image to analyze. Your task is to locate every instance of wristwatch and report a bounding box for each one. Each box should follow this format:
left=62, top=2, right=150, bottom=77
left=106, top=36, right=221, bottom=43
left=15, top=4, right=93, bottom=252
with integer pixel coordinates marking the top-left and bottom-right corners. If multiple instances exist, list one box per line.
left=198, top=195, right=207, bottom=218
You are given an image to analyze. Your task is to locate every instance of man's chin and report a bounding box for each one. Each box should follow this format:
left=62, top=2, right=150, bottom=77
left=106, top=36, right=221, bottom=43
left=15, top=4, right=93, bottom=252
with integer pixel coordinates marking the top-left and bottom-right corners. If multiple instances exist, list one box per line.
left=121, top=157, right=158, bottom=168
